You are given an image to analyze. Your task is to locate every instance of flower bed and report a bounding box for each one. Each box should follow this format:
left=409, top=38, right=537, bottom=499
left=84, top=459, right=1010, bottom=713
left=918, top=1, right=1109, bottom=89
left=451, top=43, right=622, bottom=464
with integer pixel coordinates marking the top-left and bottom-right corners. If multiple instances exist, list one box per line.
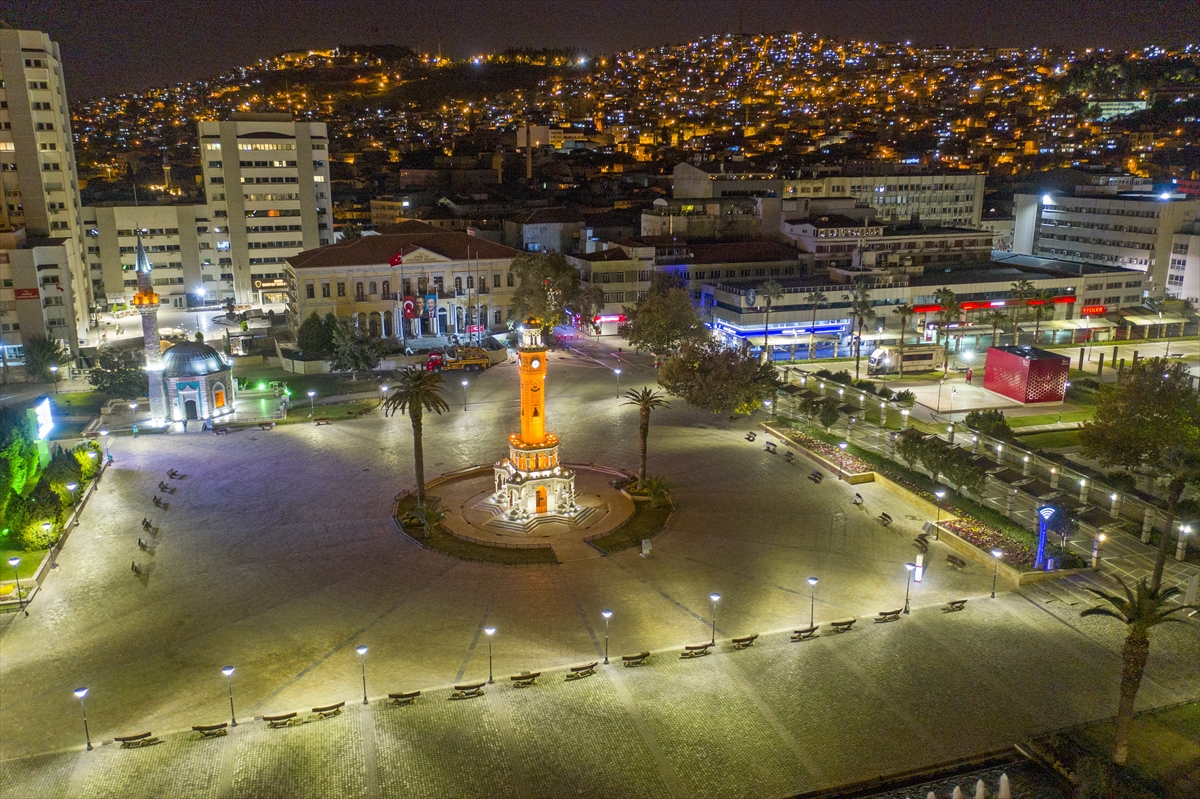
left=942, top=518, right=1036, bottom=569
left=781, top=428, right=872, bottom=474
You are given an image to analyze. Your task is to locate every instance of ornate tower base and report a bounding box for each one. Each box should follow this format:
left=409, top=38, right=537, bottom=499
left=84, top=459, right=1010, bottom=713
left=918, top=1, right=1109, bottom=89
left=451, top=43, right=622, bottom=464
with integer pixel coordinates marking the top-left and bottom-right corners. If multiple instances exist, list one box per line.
left=492, top=433, right=579, bottom=521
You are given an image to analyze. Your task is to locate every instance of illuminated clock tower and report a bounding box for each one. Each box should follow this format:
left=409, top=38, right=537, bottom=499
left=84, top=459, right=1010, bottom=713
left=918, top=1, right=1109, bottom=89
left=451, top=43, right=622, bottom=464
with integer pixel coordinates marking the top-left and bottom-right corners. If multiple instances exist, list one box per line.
left=493, top=319, right=577, bottom=520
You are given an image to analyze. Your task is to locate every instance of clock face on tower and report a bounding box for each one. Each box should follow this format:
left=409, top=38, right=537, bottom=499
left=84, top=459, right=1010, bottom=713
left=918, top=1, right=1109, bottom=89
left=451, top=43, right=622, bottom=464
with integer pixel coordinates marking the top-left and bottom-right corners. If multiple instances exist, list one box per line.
left=531, top=358, right=541, bottom=369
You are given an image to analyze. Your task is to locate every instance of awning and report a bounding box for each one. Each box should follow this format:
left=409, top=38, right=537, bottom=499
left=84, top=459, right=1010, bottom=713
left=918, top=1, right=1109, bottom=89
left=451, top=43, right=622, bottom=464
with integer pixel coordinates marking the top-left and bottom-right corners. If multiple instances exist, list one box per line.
left=743, top=333, right=839, bottom=346
left=1017, top=318, right=1118, bottom=332
left=1122, top=313, right=1190, bottom=326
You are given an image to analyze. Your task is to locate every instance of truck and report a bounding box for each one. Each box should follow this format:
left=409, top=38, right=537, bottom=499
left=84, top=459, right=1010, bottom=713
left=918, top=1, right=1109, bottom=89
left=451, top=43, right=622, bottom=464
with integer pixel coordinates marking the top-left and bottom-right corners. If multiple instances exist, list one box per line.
left=866, top=344, right=946, bottom=375
left=424, top=347, right=492, bottom=372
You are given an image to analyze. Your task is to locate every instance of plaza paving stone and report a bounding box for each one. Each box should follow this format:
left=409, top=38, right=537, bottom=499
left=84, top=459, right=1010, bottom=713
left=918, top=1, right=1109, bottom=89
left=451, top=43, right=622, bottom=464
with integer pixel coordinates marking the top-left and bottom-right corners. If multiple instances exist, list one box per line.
left=1, top=345, right=1197, bottom=798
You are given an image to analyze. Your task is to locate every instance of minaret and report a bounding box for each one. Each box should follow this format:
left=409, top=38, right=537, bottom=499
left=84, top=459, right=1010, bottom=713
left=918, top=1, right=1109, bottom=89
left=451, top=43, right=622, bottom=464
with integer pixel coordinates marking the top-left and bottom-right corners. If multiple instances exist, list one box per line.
left=130, top=234, right=167, bottom=425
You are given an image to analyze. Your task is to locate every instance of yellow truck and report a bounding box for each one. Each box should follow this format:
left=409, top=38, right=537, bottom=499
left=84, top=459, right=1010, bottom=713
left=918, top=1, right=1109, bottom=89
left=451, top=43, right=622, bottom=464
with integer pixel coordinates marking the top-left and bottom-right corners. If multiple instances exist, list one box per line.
left=425, top=347, right=492, bottom=372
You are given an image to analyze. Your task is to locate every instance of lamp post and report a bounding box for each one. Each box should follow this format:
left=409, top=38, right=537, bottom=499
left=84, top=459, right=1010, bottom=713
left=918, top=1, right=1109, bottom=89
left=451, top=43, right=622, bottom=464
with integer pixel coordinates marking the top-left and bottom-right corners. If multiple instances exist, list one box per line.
left=99, top=429, right=110, bottom=458
left=66, top=482, right=77, bottom=508
left=936, top=378, right=945, bottom=413
left=837, top=442, right=847, bottom=480
left=1176, top=524, right=1192, bottom=561
left=222, top=666, right=237, bottom=726
left=613, top=368, right=621, bottom=399
left=990, top=549, right=1003, bottom=598
left=903, top=563, right=915, bottom=614
left=484, top=627, right=495, bottom=684
left=307, top=389, right=316, bottom=421
left=8, top=557, right=24, bottom=615
left=356, top=645, right=368, bottom=704
left=763, top=398, right=773, bottom=419
left=933, top=490, right=945, bottom=540
left=709, top=593, right=720, bottom=645
left=379, top=385, right=389, bottom=408
left=807, top=577, right=818, bottom=627
left=74, top=687, right=92, bottom=751
left=1092, top=533, right=1106, bottom=569
left=1058, top=381, right=1070, bottom=423
left=601, top=609, right=612, bottom=664
left=50, top=364, right=59, bottom=393
left=461, top=379, right=468, bottom=412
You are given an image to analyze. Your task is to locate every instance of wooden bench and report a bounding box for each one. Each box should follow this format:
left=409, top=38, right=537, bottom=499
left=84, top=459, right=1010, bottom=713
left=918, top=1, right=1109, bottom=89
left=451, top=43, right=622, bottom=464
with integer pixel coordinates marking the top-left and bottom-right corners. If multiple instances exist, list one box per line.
left=830, top=618, right=857, bottom=633
left=115, top=732, right=158, bottom=748
left=875, top=608, right=903, bottom=623
left=509, top=671, right=541, bottom=687
left=213, top=427, right=231, bottom=435
left=913, top=539, right=929, bottom=554
left=791, top=626, right=819, bottom=641
left=622, top=651, right=650, bottom=667
left=732, top=634, right=759, bottom=650
left=567, top=662, right=597, bottom=680
left=681, top=642, right=712, bottom=658
left=878, top=512, right=893, bottom=526
left=808, top=470, right=824, bottom=484
left=451, top=682, right=486, bottom=699
left=764, top=441, right=777, bottom=454
left=946, top=555, right=967, bottom=569
left=312, top=701, right=344, bottom=719
left=192, top=723, right=228, bottom=738
left=784, top=451, right=795, bottom=463
left=744, top=432, right=757, bottom=442
left=167, top=469, right=179, bottom=478
left=916, top=533, right=930, bottom=546
left=257, top=422, right=275, bottom=431
left=945, top=599, right=968, bottom=612
left=264, top=712, right=298, bottom=728
left=388, top=691, right=421, bottom=705
left=314, top=418, right=333, bottom=426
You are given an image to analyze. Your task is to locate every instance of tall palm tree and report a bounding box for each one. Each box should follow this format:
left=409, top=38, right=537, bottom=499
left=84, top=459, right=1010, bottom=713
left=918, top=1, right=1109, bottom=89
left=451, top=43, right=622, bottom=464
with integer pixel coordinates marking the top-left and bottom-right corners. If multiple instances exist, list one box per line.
left=758, top=280, right=785, bottom=364
left=934, top=287, right=961, bottom=373
left=843, top=281, right=874, bottom=379
left=804, top=289, right=828, bottom=361
left=1081, top=577, right=1194, bottom=766
left=623, top=388, right=670, bottom=486
left=892, top=303, right=915, bottom=377
left=1031, top=289, right=1056, bottom=343
left=383, top=368, right=450, bottom=505
left=983, top=309, right=1008, bottom=347
left=1009, top=278, right=1035, bottom=345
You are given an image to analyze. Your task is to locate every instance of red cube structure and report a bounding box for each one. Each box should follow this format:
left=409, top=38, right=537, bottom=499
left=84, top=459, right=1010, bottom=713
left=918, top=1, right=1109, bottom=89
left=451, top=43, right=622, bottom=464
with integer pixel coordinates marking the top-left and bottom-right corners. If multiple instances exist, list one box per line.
left=983, top=346, right=1070, bottom=404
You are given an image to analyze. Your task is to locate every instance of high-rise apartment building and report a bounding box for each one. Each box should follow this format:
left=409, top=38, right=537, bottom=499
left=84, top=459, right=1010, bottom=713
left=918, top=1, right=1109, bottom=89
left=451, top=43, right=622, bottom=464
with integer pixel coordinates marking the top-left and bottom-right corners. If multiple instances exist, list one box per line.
left=0, top=27, right=87, bottom=355
left=199, top=114, right=331, bottom=304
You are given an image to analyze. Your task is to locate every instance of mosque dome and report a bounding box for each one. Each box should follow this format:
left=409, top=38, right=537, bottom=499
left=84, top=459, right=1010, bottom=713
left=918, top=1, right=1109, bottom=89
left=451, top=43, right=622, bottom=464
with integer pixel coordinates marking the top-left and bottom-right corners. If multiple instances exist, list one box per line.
left=161, top=341, right=230, bottom=378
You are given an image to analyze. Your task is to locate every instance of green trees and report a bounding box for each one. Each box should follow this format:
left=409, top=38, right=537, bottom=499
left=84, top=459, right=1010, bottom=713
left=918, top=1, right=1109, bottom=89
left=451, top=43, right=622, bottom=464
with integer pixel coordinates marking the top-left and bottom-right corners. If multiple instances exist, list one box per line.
left=804, top=290, right=827, bottom=360
left=622, top=388, right=670, bottom=486
left=1080, top=358, right=1200, bottom=588
left=895, top=428, right=925, bottom=471
left=842, top=282, right=875, bottom=380
left=509, top=251, right=584, bottom=333
left=983, top=309, right=1008, bottom=347
left=296, top=311, right=336, bottom=357
left=933, top=286, right=961, bottom=371
left=329, top=320, right=382, bottom=380
left=817, top=398, right=841, bottom=432
left=757, top=279, right=784, bottom=364
left=87, top=348, right=149, bottom=398
left=1082, top=577, right=1195, bottom=765
left=658, top=340, right=779, bottom=416
left=24, top=335, right=67, bottom=382
left=1009, top=278, right=1035, bottom=345
left=964, top=408, right=1014, bottom=441
left=892, top=303, right=915, bottom=377
left=383, top=368, right=450, bottom=505
left=619, top=273, right=710, bottom=354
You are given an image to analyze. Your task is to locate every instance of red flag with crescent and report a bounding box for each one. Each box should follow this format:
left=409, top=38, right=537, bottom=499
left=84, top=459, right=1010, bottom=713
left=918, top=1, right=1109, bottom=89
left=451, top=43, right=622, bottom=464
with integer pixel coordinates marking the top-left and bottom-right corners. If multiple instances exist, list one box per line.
left=389, top=251, right=404, bottom=267
left=401, top=296, right=416, bottom=319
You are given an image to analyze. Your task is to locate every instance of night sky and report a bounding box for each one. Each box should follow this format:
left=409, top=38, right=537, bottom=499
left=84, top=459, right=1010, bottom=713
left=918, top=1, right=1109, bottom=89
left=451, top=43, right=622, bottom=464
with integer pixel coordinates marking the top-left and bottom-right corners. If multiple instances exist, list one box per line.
left=6, top=0, right=1200, bottom=99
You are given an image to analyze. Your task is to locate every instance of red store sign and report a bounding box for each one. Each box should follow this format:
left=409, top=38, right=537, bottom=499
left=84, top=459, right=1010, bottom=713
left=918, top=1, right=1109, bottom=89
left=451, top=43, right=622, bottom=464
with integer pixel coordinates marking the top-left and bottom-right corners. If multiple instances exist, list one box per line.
left=14, top=288, right=40, bottom=300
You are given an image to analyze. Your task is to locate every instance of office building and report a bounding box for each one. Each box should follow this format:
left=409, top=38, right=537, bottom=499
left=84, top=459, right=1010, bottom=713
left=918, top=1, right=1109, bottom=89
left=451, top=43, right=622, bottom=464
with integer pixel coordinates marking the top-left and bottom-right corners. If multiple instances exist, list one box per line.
left=0, top=27, right=88, bottom=354
left=1168, top=223, right=1200, bottom=304
left=0, top=229, right=79, bottom=364
left=199, top=113, right=332, bottom=305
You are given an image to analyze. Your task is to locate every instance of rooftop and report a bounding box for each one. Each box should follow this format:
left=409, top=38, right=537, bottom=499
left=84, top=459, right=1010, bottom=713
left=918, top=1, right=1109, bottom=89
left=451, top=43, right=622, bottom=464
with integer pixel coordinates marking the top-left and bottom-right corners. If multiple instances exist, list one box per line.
left=287, top=232, right=519, bottom=270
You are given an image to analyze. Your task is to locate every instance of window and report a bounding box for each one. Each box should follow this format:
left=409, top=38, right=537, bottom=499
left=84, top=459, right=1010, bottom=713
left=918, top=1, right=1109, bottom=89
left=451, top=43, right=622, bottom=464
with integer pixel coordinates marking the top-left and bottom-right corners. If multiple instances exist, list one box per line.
left=493, top=273, right=501, bottom=289
left=493, top=309, right=502, bottom=325
left=381, top=281, right=390, bottom=296
left=368, top=281, right=377, bottom=295
left=305, top=283, right=314, bottom=299
left=506, top=272, right=514, bottom=287
left=454, top=276, right=463, bottom=292
left=355, top=282, right=364, bottom=300
left=467, top=276, right=474, bottom=290
left=321, top=282, right=330, bottom=298
left=337, top=282, right=345, bottom=297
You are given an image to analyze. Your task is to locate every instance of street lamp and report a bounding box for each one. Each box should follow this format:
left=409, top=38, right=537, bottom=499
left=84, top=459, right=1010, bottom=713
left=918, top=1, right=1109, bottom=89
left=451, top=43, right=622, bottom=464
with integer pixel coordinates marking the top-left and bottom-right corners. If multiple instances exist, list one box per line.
left=1176, top=524, right=1192, bottom=561
left=934, top=490, right=946, bottom=540
left=601, top=609, right=612, bottom=664
left=461, top=379, right=468, bottom=412
left=221, top=666, right=237, bottom=726
left=379, top=385, right=389, bottom=408
left=903, top=563, right=915, bottom=614
left=990, top=549, right=1003, bottom=598
left=74, top=687, right=92, bottom=751
left=837, top=442, right=848, bottom=480
left=50, top=364, right=59, bottom=393
left=356, top=645, right=368, bottom=704
left=949, top=388, right=957, bottom=421
left=936, top=378, right=945, bottom=413
left=99, top=429, right=110, bottom=458
left=709, top=593, right=720, bottom=645
left=763, top=398, right=773, bottom=419
left=484, top=627, right=495, bottom=684
left=806, top=577, right=818, bottom=628
left=1058, top=381, right=1071, bottom=423
left=8, top=557, right=24, bottom=615
left=307, top=389, right=316, bottom=421
left=1092, top=533, right=1106, bottom=569
left=613, top=368, right=621, bottom=398
left=66, top=482, right=77, bottom=508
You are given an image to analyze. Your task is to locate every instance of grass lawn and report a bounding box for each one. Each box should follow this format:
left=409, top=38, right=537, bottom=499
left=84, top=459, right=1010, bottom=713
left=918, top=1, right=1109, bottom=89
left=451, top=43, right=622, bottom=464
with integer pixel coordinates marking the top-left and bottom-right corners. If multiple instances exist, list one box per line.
left=283, top=400, right=375, bottom=424
left=236, top=366, right=385, bottom=400
left=1017, top=429, right=1082, bottom=449
left=1007, top=409, right=1094, bottom=427
left=49, top=419, right=91, bottom=439
left=394, top=494, right=558, bottom=565
left=0, top=548, right=48, bottom=580
left=51, top=391, right=108, bottom=415
left=589, top=502, right=672, bottom=554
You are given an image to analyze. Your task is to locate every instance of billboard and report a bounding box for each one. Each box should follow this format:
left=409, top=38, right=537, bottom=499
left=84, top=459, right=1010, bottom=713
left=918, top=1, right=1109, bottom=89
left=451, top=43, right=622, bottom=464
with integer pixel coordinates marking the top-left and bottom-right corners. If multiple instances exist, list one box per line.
left=14, top=288, right=40, bottom=300
left=422, top=294, right=437, bottom=320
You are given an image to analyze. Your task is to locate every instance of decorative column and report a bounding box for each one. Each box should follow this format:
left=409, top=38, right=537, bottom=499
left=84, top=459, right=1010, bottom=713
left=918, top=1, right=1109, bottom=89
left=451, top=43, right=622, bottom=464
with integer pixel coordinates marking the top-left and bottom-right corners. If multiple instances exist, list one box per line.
left=1109, top=492, right=1122, bottom=520
left=1142, top=507, right=1155, bottom=544
left=1050, top=467, right=1059, bottom=489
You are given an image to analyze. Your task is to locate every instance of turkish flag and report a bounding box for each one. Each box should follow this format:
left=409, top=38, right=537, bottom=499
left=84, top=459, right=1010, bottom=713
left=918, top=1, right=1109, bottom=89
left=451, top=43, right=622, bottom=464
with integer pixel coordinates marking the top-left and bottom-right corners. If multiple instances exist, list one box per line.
left=389, top=251, right=404, bottom=267
left=401, top=296, right=416, bottom=319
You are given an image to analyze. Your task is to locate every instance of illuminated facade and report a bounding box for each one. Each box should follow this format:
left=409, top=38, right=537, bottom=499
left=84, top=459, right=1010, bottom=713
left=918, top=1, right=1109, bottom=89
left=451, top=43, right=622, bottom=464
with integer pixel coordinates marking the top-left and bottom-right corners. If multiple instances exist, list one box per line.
left=492, top=320, right=578, bottom=520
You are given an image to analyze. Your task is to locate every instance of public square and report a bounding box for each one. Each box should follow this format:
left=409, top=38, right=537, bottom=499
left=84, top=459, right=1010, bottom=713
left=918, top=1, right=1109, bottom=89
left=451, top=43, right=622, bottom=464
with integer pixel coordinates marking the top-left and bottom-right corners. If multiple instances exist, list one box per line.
left=1, top=342, right=1198, bottom=799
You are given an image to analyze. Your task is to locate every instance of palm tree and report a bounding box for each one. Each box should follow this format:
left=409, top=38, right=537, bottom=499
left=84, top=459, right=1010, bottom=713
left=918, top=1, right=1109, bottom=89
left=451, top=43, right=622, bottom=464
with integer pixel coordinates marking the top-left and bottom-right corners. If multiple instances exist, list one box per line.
left=804, top=289, right=827, bottom=361
left=411, top=498, right=448, bottom=539
left=622, top=388, right=670, bottom=486
left=1081, top=577, right=1195, bottom=766
left=758, top=279, right=785, bottom=364
left=1009, top=278, right=1035, bottom=345
left=382, top=368, right=450, bottom=504
left=1031, top=289, right=1056, bottom=343
left=933, top=287, right=961, bottom=373
left=892, top=303, right=915, bottom=377
left=641, top=475, right=674, bottom=509
left=843, top=282, right=874, bottom=379
left=983, top=309, right=1008, bottom=347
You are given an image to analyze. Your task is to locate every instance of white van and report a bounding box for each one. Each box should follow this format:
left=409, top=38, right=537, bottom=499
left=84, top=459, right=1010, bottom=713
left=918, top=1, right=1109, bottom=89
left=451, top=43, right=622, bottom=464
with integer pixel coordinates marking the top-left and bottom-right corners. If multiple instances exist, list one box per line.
left=867, top=344, right=945, bottom=375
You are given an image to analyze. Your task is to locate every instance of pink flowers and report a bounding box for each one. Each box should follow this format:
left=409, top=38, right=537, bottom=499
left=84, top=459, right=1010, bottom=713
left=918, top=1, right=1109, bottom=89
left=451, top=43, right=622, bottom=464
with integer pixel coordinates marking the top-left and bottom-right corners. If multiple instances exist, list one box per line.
left=784, top=430, right=871, bottom=474
left=943, top=519, right=1036, bottom=568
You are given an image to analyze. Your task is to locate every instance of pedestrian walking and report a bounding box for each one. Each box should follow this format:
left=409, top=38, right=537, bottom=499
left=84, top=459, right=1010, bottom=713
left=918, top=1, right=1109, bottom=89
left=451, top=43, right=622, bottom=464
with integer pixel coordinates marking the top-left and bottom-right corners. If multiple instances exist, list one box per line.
left=183, top=419, right=188, bottom=433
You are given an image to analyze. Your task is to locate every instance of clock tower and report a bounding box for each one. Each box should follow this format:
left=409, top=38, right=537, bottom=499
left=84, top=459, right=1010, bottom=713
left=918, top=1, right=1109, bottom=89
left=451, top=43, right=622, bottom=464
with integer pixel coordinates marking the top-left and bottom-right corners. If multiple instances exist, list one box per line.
left=492, top=319, right=578, bottom=521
